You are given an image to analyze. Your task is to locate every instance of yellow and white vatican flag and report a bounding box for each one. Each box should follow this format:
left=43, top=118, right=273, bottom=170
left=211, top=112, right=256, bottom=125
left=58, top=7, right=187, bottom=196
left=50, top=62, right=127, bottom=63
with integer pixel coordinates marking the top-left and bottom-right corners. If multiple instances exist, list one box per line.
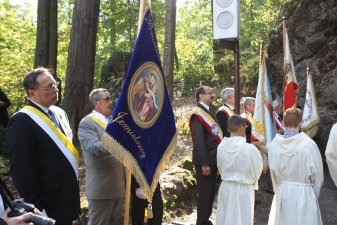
left=302, top=67, right=320, bottom=138
left=252, top=41, right=276, bottom=173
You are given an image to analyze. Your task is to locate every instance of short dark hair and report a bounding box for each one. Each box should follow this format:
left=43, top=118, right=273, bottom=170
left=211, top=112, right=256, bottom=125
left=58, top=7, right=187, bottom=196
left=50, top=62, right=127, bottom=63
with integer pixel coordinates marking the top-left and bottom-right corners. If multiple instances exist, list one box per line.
left=195, top=86, right=206, bottom=102
left=23, top=67, right=50, bottom=96
left=283, top=108, right=302, bottom=128
left=228, top=115, right=246, bottom=133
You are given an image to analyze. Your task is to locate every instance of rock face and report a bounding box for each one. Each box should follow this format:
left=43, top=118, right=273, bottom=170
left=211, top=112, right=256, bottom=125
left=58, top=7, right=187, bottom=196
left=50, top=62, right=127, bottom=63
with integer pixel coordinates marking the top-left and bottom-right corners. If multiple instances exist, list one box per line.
left=267, top=0, right=337, bottom=153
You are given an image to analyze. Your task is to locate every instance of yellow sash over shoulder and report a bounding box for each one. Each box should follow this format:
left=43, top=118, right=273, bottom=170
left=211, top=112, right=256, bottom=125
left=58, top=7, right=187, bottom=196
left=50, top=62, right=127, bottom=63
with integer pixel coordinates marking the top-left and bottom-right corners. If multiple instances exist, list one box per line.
left=20, top=106, right=80, bottom=179
left=86, top=114, right=107, bottom=129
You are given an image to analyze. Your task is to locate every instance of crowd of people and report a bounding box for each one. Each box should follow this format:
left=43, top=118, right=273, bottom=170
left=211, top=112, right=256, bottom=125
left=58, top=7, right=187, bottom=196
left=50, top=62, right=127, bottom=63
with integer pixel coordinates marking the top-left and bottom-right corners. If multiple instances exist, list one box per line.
left=189, top=85, right=336, bottom=225
left=0, top=68, right=337, bottom=225
left=1, top=67, right=161, bottom=225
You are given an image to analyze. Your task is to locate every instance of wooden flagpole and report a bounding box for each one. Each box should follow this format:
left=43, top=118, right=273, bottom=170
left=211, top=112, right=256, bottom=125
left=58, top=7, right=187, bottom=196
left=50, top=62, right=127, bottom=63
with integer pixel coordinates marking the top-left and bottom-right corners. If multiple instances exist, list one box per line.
left=259, top=39, right=264, bottom=65
left=124, top=1, right=150, bottom=224
left=124, top=169, right=132, bottom=225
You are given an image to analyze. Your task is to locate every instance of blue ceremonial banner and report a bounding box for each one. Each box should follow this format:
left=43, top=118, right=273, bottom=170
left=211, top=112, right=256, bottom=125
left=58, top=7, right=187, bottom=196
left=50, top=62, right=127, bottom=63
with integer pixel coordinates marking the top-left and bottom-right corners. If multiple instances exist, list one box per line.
left=102, top=9, right=177, bottom=201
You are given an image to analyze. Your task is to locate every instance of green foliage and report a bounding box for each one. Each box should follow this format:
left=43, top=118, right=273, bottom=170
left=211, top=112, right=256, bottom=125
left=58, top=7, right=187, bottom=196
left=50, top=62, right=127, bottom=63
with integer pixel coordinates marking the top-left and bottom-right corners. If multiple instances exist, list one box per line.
left=0, top=0, right=36, bottom=114
left=174, top=0, right=215, bottom=95
left=56, top=0, right=74, bottom=88
left=174, top=0, right=292, bottom=96
left=0, top=0, right=293, bottom=118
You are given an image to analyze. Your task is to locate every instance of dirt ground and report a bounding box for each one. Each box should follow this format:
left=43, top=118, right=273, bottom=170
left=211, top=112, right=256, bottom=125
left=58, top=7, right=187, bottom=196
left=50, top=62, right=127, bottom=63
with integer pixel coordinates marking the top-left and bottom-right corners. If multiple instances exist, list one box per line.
left=163, top=168, right=337, bottom=225
left=163, top=96, right=337, bottom=225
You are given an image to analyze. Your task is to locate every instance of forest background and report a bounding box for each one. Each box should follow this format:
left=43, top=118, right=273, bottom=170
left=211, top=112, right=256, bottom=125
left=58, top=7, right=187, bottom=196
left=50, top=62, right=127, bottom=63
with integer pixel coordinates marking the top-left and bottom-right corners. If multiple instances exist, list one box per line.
left=0, top=0, right=291, bottom=162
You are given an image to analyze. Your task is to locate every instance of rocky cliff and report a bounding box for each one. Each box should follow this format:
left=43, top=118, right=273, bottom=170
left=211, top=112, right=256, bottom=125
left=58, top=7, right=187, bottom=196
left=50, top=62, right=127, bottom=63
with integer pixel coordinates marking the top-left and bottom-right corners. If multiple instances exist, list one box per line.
left=267, top=0, right=337, bottom=153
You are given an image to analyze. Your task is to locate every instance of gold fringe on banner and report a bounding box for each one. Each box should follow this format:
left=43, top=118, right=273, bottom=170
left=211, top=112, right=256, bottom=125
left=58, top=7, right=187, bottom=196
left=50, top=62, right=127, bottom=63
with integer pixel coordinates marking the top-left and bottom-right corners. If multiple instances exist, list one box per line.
left=303, top=125, right=318, bottom=139
left=255, top=144, right=268, bottom=154
left=102, top=132, right=178, bottom=202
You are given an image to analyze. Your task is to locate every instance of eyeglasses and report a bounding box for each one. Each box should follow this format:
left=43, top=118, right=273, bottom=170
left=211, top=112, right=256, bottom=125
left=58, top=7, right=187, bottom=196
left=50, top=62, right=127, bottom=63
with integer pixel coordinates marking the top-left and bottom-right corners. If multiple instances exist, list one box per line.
left=98, top=96, right=112, bottom=102
left=31, top=82, right=59, bottom=91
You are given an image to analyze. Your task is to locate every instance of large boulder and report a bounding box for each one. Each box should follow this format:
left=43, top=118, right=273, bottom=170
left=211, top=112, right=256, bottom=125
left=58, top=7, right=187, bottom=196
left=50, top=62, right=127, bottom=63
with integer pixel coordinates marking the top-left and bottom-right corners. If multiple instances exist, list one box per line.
left=267, top=0, right=337, bottom=155
left=161, top=157, right=197, bottom=219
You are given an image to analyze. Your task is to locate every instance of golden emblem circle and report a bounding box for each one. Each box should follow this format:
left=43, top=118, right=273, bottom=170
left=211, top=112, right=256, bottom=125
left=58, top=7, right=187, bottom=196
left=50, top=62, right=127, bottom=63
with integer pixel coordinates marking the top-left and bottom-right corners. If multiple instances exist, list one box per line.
left=128, top=62, right=164, bottom=128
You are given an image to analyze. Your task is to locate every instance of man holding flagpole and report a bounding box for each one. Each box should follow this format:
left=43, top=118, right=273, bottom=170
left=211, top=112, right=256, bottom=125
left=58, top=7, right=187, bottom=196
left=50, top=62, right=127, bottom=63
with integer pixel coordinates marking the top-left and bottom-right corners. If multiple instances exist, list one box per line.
left=78, top=88, right=125, bottom=225
left=6, top=68, right=80, bottom=225
left=102, top=5, right=177, bottom=225
left=190, top=86, right=223, bottom=225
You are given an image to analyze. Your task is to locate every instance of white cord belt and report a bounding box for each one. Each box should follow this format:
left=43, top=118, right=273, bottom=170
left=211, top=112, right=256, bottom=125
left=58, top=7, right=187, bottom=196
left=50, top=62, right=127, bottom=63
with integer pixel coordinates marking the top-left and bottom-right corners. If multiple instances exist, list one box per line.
left=280, top=181, right=316, bottom=195
left=280, top=181, right=312, bottom=187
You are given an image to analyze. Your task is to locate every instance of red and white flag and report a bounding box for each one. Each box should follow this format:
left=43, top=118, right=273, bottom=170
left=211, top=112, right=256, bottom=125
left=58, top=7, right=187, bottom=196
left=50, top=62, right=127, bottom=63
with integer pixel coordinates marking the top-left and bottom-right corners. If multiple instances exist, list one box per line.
left=283, top=26, right=299, bottom=110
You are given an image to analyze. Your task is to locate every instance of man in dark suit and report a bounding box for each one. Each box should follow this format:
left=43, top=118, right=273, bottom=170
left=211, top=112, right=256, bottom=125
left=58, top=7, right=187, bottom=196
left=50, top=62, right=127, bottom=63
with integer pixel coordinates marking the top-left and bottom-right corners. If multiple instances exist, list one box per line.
left=130, top=175, right=163, bottom=225
left=189, top=86, right=223, bottom=225
left=216, top=88, right=235, bottom=137
left=6, top=67, right=80, bottom=225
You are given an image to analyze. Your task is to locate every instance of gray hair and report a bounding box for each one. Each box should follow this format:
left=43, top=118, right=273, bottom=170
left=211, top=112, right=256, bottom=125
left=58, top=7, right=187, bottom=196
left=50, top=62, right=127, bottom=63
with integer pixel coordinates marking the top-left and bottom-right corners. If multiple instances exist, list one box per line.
left=272, top=100, right=281, bottom=110
left=221, top=88, right=234, bottom=103
left=89, top=88, right=108, bottom=110
left=23, top=67, right=50, bottom=96
left=244, top=97, right=255, bottom=109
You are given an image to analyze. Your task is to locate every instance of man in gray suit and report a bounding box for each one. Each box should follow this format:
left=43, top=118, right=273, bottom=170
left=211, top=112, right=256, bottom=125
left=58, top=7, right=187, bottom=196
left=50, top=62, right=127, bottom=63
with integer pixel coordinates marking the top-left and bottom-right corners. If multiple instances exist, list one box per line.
left=78, top=88, right=125, bottom=225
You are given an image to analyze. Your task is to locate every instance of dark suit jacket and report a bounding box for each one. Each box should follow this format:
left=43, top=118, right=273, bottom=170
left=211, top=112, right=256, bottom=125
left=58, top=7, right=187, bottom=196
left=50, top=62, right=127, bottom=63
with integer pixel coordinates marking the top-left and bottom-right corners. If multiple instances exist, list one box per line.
left=0, top=90, right=10, bottom=127
left=190, top=103, right=221, bottom=166
left=6, top=101, right=80, bottom=223
left=216, top=104, right=233, bottom=138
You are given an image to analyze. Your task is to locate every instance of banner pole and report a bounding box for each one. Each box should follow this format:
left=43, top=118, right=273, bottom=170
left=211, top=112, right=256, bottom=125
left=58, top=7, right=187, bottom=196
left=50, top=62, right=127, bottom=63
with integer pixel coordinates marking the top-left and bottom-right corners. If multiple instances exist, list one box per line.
left=124, top=1, right=148, bottom=223
left=137, top=0, right=145, bottom=36
left=123, top=169, right=132, bottom=225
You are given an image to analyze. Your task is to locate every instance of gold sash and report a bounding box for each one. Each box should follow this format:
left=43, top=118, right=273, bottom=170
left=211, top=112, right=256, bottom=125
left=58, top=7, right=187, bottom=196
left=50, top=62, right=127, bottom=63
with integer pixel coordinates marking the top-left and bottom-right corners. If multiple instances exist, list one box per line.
left=21, top=106, right=79, bottom=177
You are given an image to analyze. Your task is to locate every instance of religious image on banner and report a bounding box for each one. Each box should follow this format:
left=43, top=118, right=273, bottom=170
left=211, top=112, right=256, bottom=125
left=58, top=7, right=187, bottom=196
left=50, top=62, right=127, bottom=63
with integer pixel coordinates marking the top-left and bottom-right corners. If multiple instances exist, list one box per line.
left=130, top=63, right=164, bottom=127
left=252, top=56, right=276, bottom=173
left=302, top=67, right=320, bottom=138
left=283, top=25, right=299, bottom=110
left=102, top=8, right=177, bottom=201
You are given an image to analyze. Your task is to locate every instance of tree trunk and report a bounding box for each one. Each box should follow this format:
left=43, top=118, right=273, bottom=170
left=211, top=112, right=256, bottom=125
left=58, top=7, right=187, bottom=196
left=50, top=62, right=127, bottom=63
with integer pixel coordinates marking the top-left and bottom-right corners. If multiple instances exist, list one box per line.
left=48, top=0, right=58, bottom=70
left=34, top=0, right=58, bottom=71
left=110, top=0, right=116, bottom=50
left=163, top=0, right=176, bottom=100
left=64, top=0, right=100, bottom=141
left=34, top=0, right=51, bottom=68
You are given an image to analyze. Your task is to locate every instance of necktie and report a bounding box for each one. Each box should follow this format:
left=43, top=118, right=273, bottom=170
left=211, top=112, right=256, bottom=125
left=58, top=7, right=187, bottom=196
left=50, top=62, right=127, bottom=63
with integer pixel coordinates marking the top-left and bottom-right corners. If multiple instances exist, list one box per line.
left=48, top=109, right=62, bottom=130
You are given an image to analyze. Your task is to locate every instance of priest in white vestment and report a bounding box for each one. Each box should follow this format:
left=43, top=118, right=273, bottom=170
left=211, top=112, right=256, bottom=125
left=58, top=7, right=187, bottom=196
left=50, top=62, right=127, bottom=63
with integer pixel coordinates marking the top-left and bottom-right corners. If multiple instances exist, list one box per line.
left=326, top=123, right=337, bottom=186
left=268, top=108, right=323, bottom=225
left=216, top=115, right=263, bottom=225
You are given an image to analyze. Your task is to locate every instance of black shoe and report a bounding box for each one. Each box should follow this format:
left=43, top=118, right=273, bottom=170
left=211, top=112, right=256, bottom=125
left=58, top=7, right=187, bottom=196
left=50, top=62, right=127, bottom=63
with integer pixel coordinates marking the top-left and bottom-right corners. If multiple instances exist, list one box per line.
left=255, top=199, right=261, bottom=204
left=266, top=188, right=275, bottom=194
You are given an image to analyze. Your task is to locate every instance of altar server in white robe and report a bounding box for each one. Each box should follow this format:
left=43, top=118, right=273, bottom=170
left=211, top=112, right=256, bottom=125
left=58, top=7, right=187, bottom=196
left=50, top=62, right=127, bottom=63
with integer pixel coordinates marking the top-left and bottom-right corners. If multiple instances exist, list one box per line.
left=268, top=108, right=323, bottom=225
left=216, top=115, right=263, bottom=225
left=326, top=123, right=337, bottom=186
